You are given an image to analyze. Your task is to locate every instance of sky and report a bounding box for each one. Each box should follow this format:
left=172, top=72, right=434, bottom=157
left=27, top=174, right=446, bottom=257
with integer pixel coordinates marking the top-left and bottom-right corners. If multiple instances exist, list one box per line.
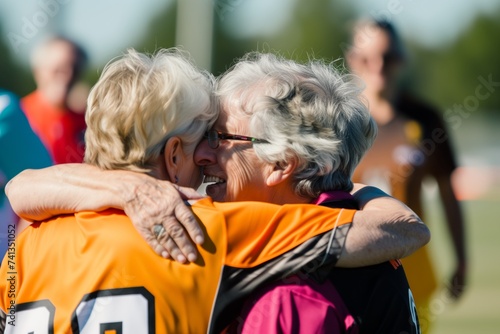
left=0, top=0, right=171, bottom=66
left=349, top=0, right=500, bottom=47
left=1, top=0, right=499, bottom=67
left=224, top=0, right=500, bottom=46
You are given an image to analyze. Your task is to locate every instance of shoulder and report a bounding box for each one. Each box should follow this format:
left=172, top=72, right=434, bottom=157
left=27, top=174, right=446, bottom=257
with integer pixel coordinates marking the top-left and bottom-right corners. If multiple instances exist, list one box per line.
left=396, top=93, right=445, bottom=128
left=66, top=109, right=86, bottom=124
left=193, top=199, right=309, bottom=224
left=20, top=91, right=39, bottom=109
left=0, top=91, right=21, bottom=118
left=22, top=210, right=140, bottom=251
left=0, top=90, right=19, bottom=104
left=75, top=209, right=142, bottom=243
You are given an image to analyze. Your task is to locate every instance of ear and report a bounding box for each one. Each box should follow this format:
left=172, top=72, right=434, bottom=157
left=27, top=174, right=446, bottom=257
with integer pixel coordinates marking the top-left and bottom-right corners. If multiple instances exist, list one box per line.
left=163, top=137, right=182, bottom=183
left=345, top=49, right=355, bottom=67
left=266, top=157, right=297, bottom=187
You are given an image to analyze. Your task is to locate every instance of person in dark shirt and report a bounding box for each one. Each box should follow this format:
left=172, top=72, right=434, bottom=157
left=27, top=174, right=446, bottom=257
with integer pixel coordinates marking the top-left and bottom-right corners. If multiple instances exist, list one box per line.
left=347, top=18, right=467, bottom=333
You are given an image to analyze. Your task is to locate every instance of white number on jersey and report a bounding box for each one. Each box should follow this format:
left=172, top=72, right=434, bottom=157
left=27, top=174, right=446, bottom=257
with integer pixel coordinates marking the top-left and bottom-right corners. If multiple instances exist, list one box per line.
left=6, top=287, right=154, bottom=333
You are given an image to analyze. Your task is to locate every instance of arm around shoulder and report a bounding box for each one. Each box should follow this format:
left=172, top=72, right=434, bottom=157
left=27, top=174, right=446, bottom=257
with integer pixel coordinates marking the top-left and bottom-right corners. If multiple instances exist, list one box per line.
left=335, top=184, right=430, bottom=267
left=5, top=163, right=140, bottom=221
left=5, top=163, right=206, bottom=263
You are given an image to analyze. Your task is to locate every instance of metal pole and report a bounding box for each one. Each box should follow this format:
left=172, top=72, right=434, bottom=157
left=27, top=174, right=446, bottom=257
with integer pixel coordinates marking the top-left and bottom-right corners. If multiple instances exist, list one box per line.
left=176, top=0, right=214, bottom=71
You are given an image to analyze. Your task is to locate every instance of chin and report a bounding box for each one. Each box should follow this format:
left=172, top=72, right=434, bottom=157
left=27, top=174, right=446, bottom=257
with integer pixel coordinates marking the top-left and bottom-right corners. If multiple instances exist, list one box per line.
left=205, top=184, right=227, bottom=202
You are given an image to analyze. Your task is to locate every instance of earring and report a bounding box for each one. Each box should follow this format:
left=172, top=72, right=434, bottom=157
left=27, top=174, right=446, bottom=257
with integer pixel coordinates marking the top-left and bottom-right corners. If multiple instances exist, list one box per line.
left=174, top=175, right=179, bottom=184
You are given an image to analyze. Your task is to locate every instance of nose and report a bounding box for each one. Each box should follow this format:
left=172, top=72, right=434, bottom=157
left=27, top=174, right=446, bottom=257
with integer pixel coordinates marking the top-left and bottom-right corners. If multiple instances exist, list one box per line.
left=194, top=138, right=217, bottom=167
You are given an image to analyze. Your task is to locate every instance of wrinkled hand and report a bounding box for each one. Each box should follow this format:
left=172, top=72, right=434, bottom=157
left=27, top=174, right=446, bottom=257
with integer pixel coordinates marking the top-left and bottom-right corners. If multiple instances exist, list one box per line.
left=447, top=261, right=467, bottom=300
left=123, top=177, right=205, bottom=263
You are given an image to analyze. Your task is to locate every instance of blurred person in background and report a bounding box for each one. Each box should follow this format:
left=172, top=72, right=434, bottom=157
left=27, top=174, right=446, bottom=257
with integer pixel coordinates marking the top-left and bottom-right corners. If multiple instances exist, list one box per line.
left=346, top=18, right=467, bottom=333
left=21, top=35, right=88, bottom=164
left=0, top=89, right=52, bottom=258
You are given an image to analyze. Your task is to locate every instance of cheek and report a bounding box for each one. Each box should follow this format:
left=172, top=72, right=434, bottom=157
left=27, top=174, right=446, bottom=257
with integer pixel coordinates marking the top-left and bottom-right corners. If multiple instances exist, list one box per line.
left=187, top=166, right=203, bottom=188
left=226, top=149, right=266, bottom=201
left=227, top=154, right=252, bottom=191
left=182, top=153, right=202, bottom=188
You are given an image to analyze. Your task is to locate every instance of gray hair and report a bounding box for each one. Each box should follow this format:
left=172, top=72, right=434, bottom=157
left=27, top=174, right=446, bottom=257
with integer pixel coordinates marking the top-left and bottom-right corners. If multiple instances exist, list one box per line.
left=217, top=52, right=377, bottom=198
left=85, top=48, right=217, bottom=172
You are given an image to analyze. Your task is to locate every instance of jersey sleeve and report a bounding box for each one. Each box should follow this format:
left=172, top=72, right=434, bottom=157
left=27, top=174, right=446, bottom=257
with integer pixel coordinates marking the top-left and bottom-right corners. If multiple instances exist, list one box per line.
left=218, top=202, right=356, bottom=268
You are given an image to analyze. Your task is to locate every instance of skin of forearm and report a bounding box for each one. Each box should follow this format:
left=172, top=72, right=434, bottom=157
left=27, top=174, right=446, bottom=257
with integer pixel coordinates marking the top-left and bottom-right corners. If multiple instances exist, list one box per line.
left=337, top=209, right=429, bottom=267
left=438, top=177, right=467, bottom=263
left=335, top=186, right=431, bottom=268
left=5, top=164, right=132, bottom=221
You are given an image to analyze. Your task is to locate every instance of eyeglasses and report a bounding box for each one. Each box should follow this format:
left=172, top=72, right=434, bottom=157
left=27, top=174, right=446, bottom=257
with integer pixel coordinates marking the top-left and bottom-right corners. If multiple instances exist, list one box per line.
left=204, top=129, right=269, bottom=149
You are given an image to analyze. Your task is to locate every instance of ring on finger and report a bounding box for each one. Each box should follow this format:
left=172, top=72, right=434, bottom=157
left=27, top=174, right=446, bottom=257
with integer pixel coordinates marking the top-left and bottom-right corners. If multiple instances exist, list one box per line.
left=153, top=224, right=166, bottom=239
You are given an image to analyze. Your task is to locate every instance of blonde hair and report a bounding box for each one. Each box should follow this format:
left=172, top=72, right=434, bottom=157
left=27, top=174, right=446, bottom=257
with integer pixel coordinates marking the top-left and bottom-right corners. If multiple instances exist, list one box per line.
left=84, top=48, right=217, bottom=172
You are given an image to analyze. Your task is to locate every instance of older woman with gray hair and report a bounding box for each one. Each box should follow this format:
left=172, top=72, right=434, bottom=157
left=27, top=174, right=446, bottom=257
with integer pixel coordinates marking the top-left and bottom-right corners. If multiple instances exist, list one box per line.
left=193, top=52, right=421, bottom=333
left=205, top=51, right=376, bottom=201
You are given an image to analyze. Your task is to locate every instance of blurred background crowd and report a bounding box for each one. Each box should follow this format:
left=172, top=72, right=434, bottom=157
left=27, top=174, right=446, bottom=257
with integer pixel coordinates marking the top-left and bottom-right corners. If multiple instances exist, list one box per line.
left=0, top=0, right=498, bottom=333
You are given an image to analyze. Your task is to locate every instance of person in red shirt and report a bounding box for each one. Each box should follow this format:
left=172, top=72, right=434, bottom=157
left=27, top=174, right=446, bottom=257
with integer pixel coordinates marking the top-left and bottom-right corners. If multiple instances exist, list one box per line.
left=21, top=36, right=88, bottom=164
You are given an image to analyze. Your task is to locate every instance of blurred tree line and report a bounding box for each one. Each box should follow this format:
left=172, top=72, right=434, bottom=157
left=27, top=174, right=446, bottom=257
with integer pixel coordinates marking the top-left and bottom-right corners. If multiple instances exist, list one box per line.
left=407, top=8, right=500, bottom=113
left=1, top=0, right=499, bottom=113
left=0, top=23, right=33, bottom=95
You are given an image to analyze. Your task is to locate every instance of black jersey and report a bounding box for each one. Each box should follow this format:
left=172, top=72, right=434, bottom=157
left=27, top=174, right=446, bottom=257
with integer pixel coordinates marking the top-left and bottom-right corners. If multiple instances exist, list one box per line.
left=321, top=191, right=421, bottom=334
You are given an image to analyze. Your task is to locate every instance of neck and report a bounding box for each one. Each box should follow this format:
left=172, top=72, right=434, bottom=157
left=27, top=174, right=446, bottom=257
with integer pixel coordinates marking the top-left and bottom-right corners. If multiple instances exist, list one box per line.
left=266, top=183, right=312, bottom=205
left=147, top=158, right=170, bottom=182
left=364, top=91, right=397, bottom=125
left=38, top=88, right=68, bottom=109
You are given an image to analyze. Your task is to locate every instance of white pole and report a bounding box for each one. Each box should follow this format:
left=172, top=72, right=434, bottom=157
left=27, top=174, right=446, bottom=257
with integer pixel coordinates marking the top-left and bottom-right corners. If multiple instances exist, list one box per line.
left=176, top=0, right=214, bottom=71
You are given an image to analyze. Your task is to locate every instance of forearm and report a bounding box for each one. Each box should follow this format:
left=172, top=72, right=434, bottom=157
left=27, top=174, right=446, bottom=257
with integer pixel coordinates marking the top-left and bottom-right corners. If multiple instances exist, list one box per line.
left=439, top=176, right=467, bottom=263
left=438, top=175, right=468, bottom=297
left=336, top=185, right=430, bottom=267
left=5, top=164, right=138, bottom=221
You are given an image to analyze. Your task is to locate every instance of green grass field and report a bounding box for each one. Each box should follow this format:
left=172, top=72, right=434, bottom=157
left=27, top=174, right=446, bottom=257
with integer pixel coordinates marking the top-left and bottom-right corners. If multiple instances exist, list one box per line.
left=426, top=197, right=500, bottom=334
left=420, top=113, right=500, bottom=334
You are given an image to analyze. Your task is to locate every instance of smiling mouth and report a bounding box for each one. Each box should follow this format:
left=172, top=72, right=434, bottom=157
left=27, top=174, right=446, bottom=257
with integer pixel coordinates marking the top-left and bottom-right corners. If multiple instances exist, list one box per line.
left=203, top=175, right=225, bottom=185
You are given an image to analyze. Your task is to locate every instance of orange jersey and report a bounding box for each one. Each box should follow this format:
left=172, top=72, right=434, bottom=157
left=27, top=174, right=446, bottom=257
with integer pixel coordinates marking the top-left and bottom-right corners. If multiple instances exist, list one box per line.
left=0, top=197, right=355, bottom=333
